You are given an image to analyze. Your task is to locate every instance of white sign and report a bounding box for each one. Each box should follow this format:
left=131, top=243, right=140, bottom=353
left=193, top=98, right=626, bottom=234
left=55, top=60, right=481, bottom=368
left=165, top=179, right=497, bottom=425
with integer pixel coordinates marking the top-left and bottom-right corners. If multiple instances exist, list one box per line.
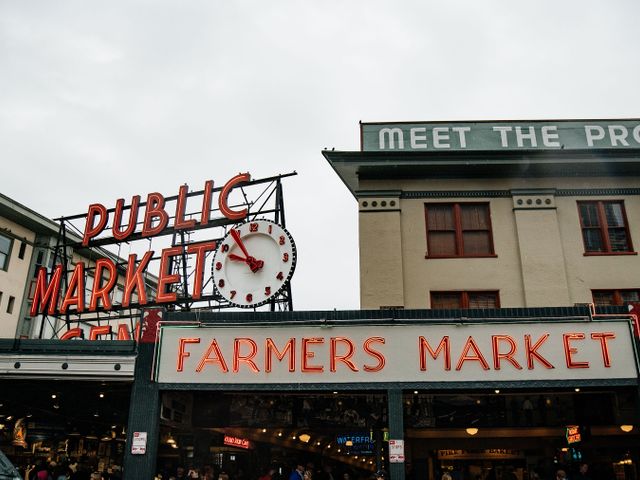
left=131, top=431, right=147, bottom=455
left=389, top=439, right=405, bottom=463
left=154, top=320, right=637, bottom=385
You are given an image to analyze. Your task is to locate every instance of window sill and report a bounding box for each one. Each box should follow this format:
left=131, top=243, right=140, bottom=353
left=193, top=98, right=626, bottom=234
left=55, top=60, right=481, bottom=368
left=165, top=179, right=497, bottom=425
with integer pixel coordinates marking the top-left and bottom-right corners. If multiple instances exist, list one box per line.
left=425, top=254, right=498, bottom=259
left=583, top=251, right=638, bottom=256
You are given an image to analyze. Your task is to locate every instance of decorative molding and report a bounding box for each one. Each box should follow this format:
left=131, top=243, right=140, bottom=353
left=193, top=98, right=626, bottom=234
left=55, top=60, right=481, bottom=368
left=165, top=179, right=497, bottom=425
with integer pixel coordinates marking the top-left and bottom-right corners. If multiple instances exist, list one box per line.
left=400, top=189, right=640, bottom=199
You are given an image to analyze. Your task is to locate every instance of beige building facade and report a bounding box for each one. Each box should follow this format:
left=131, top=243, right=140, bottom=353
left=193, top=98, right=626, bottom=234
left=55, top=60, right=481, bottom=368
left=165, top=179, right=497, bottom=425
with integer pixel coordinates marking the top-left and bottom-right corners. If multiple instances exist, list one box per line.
left=325, top=120, right=640, bottom=311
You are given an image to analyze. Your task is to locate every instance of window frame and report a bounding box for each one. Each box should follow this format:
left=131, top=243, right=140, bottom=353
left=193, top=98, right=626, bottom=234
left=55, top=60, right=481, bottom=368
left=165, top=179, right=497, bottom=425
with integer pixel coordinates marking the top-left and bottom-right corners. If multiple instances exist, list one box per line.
left=424, top=202, right=496, bottom=259
left=592, top=289, right=640, bottom=306
left=0, top=233, right=12, bottom=271
left=430, top=290, right=501, bottom=309
left=578, top=200, right=635, bottom=255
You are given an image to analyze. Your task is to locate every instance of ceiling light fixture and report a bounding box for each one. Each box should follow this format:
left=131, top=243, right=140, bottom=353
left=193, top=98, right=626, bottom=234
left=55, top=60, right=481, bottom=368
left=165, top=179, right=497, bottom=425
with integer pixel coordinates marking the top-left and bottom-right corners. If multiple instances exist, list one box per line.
left=466, top=427, right=479, bottom=436
left=620, top=425, right=634, bottom=433
left=299, top=433, right=311, bottom=443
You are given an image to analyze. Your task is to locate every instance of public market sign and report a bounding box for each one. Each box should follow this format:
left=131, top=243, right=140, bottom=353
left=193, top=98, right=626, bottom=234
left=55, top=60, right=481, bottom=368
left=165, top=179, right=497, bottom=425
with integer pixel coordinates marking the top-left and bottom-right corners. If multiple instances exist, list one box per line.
left=154, top=320, right=637, bottom=385
left=361, top=119, right=640, bottom=152
left=30, top=174, right=251, bottom=320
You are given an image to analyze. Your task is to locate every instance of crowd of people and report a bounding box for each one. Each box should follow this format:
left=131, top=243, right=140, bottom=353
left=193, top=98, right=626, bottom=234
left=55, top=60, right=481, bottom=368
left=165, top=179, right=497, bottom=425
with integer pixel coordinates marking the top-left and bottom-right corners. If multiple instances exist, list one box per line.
left=20, top=458, right=122, bottom=480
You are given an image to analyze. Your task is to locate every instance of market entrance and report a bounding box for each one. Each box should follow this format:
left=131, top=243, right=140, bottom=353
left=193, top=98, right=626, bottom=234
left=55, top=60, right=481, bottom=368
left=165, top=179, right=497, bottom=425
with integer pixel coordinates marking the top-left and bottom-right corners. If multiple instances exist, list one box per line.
left=155, top=391, right=390, bottom=480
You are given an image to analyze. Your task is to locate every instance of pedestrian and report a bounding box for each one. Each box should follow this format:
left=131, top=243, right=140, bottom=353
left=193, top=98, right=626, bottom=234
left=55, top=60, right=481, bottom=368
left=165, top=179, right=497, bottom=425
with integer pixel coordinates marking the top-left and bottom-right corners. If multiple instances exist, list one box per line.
left=555, top=469, right=567, bottom=480
left=289, top=464, right=305, bottom=480
left=575, top=463, right=591, bottom=480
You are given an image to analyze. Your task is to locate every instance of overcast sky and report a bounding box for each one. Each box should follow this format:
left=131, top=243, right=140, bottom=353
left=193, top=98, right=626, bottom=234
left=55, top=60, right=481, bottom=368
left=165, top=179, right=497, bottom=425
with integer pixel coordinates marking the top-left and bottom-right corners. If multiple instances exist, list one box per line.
left=1, top=1, right=639, bottom=311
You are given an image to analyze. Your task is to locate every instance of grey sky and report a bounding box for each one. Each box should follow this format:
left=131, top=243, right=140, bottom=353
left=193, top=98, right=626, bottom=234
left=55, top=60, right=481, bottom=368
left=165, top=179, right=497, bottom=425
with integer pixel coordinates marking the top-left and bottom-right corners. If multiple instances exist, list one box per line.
left=1, top=1, right=639, bottom=310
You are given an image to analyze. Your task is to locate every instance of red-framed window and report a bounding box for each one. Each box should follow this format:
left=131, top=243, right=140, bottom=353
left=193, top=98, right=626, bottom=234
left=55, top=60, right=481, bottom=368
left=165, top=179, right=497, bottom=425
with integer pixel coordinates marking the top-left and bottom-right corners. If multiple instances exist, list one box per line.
left=425, top=203, right=495, bottom=258
left=578, top=201, right=634, bottom=254
left=430, top=291, right=500, bottom=309
left=592, top=289, right=640, bottom=306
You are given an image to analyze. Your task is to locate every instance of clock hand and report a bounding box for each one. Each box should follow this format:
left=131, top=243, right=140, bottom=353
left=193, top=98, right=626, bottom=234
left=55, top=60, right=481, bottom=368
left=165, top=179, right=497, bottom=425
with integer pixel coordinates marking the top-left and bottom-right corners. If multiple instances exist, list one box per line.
left=230, top=229, right=251, bottom=258
left=229, top=229, right=264, bottom=272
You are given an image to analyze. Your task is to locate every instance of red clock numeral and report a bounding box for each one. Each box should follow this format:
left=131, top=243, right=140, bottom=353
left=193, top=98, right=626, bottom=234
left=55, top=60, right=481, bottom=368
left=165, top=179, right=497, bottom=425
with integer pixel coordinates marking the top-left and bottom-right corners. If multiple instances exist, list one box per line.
left=279, top=235, right=285, bottom=245
left=218, top=279, right=225, bottom=288
left=221, top=244, right=229, bottom=252
left=246, top=293, right=253, bottom=302
left=230, top=290, right=236, bottom=299
left=264, top=286, right=271, bottom=296
left=268, top=224, right=273, bottom=234
left=215, top=261, right=222, bottom=271
left=282, top=252, right=289, bottom=262
left=276, top=271, right=284, bottom=281
left=250, top=222, right=258, bottom=232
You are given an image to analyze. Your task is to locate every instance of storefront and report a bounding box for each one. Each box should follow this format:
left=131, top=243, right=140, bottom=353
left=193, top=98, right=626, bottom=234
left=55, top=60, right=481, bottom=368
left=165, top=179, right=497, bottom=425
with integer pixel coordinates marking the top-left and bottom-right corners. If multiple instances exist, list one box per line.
left=122, top=306, right=640, bottom=480
left=0, top=339, right=136, bottom=478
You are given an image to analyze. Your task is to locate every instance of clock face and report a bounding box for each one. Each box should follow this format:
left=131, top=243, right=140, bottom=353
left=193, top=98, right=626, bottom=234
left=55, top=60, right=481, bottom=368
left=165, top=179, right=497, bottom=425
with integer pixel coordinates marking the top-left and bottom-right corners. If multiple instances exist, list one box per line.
left=212, top=219, right=297, bottom=308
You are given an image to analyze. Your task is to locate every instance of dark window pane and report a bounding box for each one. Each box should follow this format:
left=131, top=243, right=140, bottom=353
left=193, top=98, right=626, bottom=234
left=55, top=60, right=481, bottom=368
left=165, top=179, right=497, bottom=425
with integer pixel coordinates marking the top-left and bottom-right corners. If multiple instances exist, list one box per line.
left=604, top=203, right=624, bottom=227
left=593, top=291, right=615, bottom=306
left=580, top=204, right=600, bottom=227
left=583, top=229, right=604, bottom=252
left=428, top=206, right=454, bottom=230
left=608, top=228, right=630, bottom=251
left=432, top=293, right=461, bottom=309
left=468, top=293, right=498, bottom=309
left=460, top=205, right=489, bottom=229
left=620, top=291, right=640, bottom=304
left=429, top=232, right=456, bottom=256
left=462, top=232, right=491, bottom=255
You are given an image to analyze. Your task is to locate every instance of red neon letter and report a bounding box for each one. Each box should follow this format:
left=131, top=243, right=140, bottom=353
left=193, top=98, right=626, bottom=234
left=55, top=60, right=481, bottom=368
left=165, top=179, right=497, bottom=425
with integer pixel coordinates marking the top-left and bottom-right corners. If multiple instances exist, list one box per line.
left=233, top=338, right=260, bottom=373
left=175, top=184, right=197, bottom=230
left=187, top=241, right=217, bottom=300
left=419, top=336, right=451, bottom=371
left=563, top=333, right=589, bottom=368
left=82, top=204, right=108, bottom=246
left=265, top=338, right=296, bottom=372
left=363, top=337, right=386, bottom=372
left=60, top=262, right=86, bottom=314
left=89, top=258, right=117, bottom=311
left=301, top=337, right=324, bottom=373
left=330, top=337, right=358, bottom=372
left=525, top=334, right=554, bottom=369
left=591, top=332, right=615, bottom=367
left=156, top=246, right=182, bottom=303
left=456, top=336, right=490, bottom=371
left=142, top=192, right=169, bottom=237
left=196, top=339, right=228, bottom=373
left=60, top=328, right=83, bottom=340
left=491, top=335, right=523, bottom=370
left=121, top=251, right=153, bottom=307
left=200, top=180, right=214, bottom=225
left=30, top=265, right=63, bottom=316
left=219, top=173, right=250, bottom=221
left=112, top=196, right=140, bottom=241
left=116, top=324, right=132, bottom=341
left=89, top=325, right=112, bottom=340
left=177, top=337, right=200, bottom=372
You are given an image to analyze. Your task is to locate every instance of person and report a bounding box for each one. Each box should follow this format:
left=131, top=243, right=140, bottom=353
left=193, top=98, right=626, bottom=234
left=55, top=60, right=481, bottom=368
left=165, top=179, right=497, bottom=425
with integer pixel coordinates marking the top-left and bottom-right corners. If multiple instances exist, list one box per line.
left=375, top=470, right=387, bottom=480
left=441, top=472, right=452, bottom=480
left=576, top=463, right=591, bottom=480
left=259, top=468, right=276, bottom=480
left=289, top=464, right=305, bottom=480
left=555, top=469, right=567, bottom=480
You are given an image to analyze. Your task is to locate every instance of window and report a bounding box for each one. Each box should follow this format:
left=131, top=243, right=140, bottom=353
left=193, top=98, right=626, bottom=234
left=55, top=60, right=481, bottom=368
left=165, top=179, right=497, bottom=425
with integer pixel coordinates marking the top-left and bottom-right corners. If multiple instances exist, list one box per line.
left=0, top=233, right=11, bottom=271
left=431, top=291, right=500, bottom=309
left=7, top=295, right=15, bottom=314
left=18, top=241, right=26, bottom=260
left=592, top=289, right=640, bottom=306
left=425, top=203, right=494, bottom=257
left=578, top=201, right=633, bottom=254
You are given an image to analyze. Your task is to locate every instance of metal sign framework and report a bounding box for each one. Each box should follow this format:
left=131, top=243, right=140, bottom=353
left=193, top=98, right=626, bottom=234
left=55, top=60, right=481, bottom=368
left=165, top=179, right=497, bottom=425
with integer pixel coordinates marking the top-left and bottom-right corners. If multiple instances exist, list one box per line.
left=35, top=172, right=297, bottom=339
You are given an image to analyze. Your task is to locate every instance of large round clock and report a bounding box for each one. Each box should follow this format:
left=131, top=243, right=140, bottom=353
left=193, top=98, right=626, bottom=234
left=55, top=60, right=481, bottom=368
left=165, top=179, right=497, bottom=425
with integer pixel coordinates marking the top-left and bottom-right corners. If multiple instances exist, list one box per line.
left=212, top=219, right=297, bottom=308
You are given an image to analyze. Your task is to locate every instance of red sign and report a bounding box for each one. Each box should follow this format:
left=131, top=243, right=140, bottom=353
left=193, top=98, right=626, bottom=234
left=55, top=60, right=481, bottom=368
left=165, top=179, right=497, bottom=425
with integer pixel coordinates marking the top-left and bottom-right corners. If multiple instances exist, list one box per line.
left=30, top=174, right=251, bottom=318
left=566, top=425, right=581, bottom=444
left=224, top=435, right=250, bottom=449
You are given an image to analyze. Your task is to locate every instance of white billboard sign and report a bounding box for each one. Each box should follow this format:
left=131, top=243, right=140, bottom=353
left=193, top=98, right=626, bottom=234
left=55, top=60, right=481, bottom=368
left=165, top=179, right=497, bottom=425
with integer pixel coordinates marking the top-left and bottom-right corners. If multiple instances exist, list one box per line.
left=154, top=320, right=638, bottom=385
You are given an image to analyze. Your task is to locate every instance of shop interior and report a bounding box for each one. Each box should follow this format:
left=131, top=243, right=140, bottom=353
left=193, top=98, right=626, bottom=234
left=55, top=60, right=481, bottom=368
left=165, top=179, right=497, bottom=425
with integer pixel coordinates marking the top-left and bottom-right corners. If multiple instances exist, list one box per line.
left=0, top=379, right=132, bottom=478
left=156, top=388, right=639, bottom=480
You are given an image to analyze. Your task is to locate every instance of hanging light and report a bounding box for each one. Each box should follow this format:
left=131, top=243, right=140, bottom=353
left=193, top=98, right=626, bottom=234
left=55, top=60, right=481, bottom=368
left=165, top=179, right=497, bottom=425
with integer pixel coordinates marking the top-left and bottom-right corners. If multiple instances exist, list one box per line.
left=299, top=433, right=311, bottom=443
left=620, top=425, right=634, bottom=433
left=466, top=427, right=479, bottom=436
left=167, top=434, right=176, bottom=445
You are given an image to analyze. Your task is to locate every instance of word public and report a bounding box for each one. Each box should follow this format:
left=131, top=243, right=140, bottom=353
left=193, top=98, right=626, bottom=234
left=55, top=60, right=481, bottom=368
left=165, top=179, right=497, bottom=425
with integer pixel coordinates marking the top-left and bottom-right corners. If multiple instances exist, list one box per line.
left=30, top=174, right=251, bottom=316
